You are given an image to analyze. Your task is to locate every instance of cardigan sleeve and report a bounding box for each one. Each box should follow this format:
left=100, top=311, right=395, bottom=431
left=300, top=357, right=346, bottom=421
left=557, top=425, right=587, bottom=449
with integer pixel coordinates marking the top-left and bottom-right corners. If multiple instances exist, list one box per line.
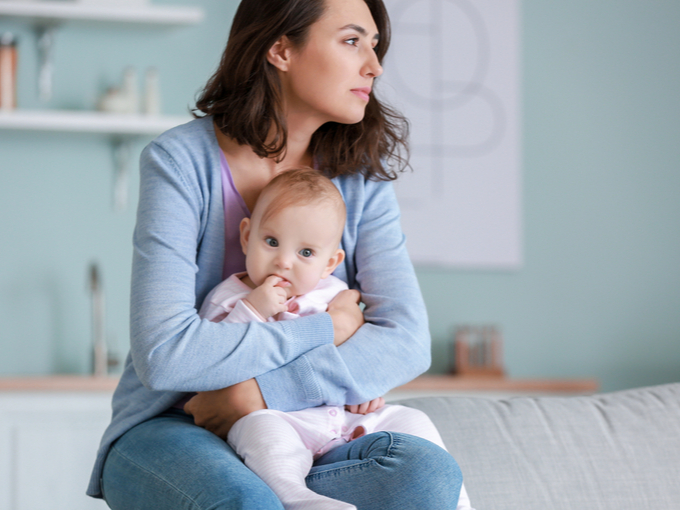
left=256, top=176, right=431, bottom=411
left=129, top=140, right=333, bottom=392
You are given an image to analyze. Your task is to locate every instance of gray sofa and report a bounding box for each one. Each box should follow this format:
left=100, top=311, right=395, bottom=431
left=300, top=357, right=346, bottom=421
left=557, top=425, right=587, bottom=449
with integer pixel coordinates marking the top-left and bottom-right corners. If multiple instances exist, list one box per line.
left=396, top=382, right=680, bottom=509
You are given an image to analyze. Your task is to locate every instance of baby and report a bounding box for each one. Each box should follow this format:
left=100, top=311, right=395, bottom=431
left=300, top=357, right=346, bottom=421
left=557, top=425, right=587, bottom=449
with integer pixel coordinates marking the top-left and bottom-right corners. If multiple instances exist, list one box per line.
left=200, top=168, right=472, bottom=510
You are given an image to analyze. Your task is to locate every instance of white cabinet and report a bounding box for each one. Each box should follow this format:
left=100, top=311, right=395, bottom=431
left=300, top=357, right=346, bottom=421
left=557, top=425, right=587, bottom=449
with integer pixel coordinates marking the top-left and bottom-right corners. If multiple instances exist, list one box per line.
left=0, top=391, right=113, bottom=510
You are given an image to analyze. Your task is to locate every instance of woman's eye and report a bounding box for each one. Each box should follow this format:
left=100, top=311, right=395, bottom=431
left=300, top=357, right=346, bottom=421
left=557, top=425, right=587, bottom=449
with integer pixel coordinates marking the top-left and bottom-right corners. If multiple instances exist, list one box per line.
left=300, top=248, right=313, bottom=258
left=266, top=237, right=278, bottom=247
left=345, top=37, right=359, bottom=47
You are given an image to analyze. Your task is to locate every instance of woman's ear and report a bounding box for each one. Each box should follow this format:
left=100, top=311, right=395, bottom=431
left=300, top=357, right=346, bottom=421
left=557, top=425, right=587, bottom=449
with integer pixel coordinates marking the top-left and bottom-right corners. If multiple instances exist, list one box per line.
left=240, top=217, right=251, bottom=255
left=322, top=249, right=346, bottom=279
left=266, top=36, right=293, bottom=72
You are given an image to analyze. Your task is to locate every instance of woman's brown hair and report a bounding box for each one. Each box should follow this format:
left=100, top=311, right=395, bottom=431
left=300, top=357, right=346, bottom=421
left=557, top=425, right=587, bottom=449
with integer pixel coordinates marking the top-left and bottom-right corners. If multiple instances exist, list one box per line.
left=194, top=0, right=409, bottom=181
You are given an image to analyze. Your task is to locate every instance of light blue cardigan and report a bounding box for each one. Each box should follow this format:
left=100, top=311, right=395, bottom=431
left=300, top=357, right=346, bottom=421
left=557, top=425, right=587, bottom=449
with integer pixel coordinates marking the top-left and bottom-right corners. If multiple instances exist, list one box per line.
left=88, top=116, right=431, bottom=497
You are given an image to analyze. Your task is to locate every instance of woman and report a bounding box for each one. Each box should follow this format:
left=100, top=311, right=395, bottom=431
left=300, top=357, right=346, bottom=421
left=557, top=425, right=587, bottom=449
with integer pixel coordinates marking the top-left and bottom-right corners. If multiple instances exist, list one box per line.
left=90, top=0, right=465, bottom=508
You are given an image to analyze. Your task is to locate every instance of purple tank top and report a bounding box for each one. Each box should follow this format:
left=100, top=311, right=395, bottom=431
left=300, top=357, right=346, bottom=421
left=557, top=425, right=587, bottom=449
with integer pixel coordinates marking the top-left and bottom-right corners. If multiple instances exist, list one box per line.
left=174, top=150, right=250, bottom=410
left=219, top=149, right=250, bottom=279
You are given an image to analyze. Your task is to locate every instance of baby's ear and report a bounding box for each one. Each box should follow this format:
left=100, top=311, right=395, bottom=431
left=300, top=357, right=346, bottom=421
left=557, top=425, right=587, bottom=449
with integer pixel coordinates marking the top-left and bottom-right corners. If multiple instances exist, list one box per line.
left=322, top=249, right=345, bottom=279
left=239, top=217, right=251, bottom=255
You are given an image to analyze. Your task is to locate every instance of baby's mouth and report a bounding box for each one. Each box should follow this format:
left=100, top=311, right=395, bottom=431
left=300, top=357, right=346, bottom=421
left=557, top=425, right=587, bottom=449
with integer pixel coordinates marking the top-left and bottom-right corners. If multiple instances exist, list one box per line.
left=272, top=275, right=292, bottom=290
left=278, top=280, right=295, bottom=300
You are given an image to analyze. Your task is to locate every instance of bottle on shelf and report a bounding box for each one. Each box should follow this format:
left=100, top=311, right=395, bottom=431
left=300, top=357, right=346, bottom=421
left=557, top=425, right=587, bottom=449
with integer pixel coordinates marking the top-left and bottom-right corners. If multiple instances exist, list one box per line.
left=0, top=32, right=18, bottom=111
left=143, top=66, right=161, bottom=115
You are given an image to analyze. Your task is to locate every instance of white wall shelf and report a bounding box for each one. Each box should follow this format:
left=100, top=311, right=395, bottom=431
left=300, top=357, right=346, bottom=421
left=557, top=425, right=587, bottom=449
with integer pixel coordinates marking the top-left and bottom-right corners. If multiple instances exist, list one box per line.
left=0, top=2, right=203, bottom=211
left=0, top=109, right=192, bottom=210
left=0, top=1, right=204, bottom=26
left=0, top=109, right=191, bottom=135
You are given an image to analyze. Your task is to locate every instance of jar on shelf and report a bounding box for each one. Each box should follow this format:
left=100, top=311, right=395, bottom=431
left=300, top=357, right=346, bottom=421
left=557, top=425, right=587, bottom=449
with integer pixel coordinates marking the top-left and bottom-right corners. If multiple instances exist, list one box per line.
left=0, top=32, right=18, bottom=111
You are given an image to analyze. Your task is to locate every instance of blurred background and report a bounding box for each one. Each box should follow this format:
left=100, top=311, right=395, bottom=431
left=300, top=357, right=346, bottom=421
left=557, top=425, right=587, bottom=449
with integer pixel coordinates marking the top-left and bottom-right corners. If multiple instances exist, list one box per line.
left=1, top=0, right=679, bottom=392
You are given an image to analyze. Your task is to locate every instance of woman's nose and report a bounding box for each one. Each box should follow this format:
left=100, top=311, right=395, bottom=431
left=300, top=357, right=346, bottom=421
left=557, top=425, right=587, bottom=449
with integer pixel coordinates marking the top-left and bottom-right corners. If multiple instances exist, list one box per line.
left=363, top=48, right=383, bottom=78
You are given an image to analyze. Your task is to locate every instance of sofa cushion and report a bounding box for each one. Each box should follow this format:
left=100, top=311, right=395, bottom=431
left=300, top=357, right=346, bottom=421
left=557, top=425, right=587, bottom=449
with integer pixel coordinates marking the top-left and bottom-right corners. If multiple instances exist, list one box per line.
left=395, top=382, right=680, bottom=510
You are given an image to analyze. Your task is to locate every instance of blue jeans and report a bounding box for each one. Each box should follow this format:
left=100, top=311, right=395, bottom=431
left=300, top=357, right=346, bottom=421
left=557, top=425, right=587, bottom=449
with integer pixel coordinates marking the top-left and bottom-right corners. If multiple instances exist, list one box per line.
left=101, top=408, right=462, bottom=509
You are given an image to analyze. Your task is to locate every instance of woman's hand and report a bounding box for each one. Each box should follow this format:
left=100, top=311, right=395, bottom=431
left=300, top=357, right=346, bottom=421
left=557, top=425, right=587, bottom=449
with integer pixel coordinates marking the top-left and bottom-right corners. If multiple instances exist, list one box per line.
left=345, top=396, right=385, bottom=415
left=327, top=289, right=364, bottom=346
left=184, top=378, right=266, bottom=438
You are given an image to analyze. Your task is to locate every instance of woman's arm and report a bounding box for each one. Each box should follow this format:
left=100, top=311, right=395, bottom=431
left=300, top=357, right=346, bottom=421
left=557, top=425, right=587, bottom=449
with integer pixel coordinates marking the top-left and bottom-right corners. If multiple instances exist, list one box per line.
left=129, top=136, right=334, bottom=392
left=256, top=176, right=431, bottom=411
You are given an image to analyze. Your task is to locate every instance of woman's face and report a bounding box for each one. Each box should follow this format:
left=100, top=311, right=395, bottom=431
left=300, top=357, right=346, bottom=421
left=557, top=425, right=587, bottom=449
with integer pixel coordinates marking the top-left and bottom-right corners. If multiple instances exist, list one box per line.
left=279, top=0, right=383, bottom=127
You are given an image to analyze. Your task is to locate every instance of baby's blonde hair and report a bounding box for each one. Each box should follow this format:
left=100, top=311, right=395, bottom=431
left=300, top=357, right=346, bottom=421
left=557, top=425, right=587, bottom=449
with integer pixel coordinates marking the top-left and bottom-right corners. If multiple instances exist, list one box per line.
left=256, top=168, right=346, bottom=239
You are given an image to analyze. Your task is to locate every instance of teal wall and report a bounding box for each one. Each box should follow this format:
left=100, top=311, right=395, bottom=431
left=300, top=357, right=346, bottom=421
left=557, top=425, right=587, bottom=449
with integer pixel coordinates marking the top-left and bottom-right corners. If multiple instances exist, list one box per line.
left=0, top=0, right=238, bottom=374
left=2, top=1, right=679, bottom=392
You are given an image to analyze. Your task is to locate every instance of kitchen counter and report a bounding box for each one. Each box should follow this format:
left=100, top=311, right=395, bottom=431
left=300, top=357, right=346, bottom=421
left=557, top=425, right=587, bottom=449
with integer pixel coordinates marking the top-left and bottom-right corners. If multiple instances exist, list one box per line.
left=0, top=374, right=599, bottom=395
left=0, top=375, right=119, bottom=392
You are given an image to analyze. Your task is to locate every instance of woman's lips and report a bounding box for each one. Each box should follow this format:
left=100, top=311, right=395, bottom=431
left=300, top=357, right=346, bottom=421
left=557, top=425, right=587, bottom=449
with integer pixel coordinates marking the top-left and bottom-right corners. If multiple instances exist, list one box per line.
left=351, top=88, right=371, bottom=101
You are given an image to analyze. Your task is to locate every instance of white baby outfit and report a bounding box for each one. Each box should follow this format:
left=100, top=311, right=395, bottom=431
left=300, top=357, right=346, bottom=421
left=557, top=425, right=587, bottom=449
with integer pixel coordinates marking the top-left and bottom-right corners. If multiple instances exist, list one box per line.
left=200, top=273, right=474, bottom=510
left=199, top=272, right=349, bottom=323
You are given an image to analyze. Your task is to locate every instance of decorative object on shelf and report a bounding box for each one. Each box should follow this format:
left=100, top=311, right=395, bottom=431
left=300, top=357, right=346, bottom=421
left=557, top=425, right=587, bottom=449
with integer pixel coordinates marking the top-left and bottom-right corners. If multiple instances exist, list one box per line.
left=98, top=66, right=161, bottom=116
left=0, top=32, right=18, bottom=110
left=98, top=66, right=139, bottom=114
left=37, top=25, right=55, bottom=102
left=450, top=325, right=505, bottom=378
left=143, top=66, right=160, bottom=115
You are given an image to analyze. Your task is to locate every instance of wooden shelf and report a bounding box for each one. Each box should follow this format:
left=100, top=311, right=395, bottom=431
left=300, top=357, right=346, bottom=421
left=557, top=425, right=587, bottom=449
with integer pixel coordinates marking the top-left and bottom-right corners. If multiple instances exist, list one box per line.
left=0, top=375, right=119, bottom=392
left=0, top=109, right=191, bottom=135
left=0, top=1, right=203, bottom=26
left=394, top=374, right=600, bottom=395
left=0, top=374, right=601, bottom=395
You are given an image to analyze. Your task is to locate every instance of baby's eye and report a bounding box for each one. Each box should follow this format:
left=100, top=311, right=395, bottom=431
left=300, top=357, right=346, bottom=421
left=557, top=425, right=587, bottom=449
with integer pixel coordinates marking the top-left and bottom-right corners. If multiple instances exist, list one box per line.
left=299, top=248, right=313, bottom=258
left=266, top=237, right=278, bottom=247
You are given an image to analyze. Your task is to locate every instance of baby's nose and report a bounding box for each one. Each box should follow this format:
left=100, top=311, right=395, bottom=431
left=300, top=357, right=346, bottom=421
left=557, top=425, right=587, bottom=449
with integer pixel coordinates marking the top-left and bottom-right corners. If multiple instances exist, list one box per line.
left=274, top=253, right=292, bottom=269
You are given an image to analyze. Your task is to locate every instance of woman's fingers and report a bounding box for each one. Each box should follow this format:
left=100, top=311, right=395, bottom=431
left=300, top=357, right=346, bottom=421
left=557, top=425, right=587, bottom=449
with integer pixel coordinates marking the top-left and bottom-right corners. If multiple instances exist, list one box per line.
left=345, top=396, right=386, bottom=415
left=328, top=289, right=365, bottom=346
left=328, top=288, right=361, bottom=307
left=184, top=379, right=267, bottom=437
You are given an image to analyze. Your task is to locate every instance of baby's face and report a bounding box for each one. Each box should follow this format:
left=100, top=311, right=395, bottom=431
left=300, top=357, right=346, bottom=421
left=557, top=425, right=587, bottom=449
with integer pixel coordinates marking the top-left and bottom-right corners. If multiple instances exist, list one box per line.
left=242, top=200, right=344, bottom=298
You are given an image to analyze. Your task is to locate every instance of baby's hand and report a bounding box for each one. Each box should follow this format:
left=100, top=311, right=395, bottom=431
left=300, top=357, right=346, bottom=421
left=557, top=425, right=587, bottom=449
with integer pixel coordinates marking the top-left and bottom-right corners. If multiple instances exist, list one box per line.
left=244, top=276, right=290, bottom=319
left=345, top=396, right=385, bottom=415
